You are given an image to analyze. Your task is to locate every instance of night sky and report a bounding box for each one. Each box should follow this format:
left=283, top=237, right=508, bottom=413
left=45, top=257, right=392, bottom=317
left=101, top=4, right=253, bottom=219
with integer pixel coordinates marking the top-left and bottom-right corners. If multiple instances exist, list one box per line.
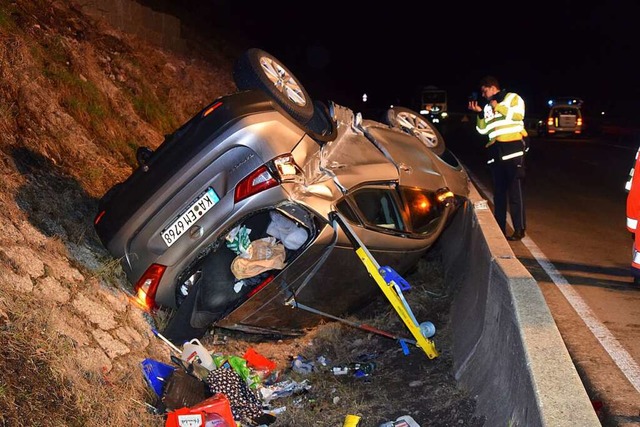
left=144, top=0, right=640, bottom=121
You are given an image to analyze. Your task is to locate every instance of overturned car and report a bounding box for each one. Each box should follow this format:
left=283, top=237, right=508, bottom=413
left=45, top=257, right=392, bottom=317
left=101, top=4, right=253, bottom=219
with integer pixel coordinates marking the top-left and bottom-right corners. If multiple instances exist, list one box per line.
left=93, top=48, right=470, bottom=344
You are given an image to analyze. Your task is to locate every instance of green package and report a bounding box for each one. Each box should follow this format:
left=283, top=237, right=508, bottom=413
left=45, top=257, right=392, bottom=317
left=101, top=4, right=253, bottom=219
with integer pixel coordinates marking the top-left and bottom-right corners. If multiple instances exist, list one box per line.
left=212, top=354, right=261, bottom=389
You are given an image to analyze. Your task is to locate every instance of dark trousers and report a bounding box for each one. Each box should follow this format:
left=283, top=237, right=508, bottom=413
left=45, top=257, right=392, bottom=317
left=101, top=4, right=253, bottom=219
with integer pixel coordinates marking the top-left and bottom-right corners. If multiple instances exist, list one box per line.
left=488, top=142, right=526, bottom=234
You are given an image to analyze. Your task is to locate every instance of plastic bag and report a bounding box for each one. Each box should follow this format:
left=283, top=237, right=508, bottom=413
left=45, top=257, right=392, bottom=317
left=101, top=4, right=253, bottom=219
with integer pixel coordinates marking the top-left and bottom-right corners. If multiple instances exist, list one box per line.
left=225, top=224, right=252, bottom=256
left=212, top=354, right=261, bottom=389
left=266, top=211, right=308, bottom=250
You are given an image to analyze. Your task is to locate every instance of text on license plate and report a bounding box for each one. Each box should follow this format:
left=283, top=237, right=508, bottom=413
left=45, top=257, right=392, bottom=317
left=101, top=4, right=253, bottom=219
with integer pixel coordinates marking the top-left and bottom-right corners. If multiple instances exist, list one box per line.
left=161, top=188, right=219, bottom=247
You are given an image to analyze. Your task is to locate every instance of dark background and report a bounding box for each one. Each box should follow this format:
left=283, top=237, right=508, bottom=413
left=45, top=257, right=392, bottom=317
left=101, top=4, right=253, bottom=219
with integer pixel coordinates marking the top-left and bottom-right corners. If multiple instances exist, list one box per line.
left=138, top=0, right=640, bottom=122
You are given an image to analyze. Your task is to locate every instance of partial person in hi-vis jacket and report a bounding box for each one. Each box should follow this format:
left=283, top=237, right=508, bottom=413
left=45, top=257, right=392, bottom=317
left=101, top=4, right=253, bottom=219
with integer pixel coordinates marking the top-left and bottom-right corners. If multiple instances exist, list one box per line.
left=625, top=145, right=640, bottom=284
left=468, top=75, right=528, bottom=241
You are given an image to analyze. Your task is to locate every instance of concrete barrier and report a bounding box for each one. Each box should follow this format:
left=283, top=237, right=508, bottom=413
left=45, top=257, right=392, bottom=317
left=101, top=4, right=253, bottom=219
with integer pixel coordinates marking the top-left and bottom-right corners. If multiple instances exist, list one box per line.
left=437, top=184, right=602, bottom=426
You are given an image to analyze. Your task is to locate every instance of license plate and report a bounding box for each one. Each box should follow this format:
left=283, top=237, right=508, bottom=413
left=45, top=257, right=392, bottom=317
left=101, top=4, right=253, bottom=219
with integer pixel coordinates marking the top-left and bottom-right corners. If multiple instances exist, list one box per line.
left=161, top=187, right=219, bottom=247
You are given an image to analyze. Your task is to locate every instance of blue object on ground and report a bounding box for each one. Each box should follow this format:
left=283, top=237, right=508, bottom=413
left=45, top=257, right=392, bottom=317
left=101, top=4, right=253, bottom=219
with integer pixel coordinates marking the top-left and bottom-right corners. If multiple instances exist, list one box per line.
left=141, top=358, right=176, bottom=397
left=399, top=339, right=410, bottom=355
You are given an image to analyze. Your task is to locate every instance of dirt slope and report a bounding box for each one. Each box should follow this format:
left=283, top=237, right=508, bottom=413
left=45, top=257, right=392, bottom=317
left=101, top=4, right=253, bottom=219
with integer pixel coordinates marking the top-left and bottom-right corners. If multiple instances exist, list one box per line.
left=0, top=2, right=483, bottom=426
left=0, top=1, right=236, bottom=425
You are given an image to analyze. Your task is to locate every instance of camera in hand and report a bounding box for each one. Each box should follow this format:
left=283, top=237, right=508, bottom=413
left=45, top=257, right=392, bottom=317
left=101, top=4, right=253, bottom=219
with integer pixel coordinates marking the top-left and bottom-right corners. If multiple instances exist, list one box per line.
left=468, top=91, right=478, bottom=102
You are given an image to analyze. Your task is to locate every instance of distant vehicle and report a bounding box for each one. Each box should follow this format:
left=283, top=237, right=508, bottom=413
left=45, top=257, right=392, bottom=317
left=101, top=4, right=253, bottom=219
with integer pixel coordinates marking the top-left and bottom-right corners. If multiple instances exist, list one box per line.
left=419, top=86, right=448, bottom=124
left=93, top=48, right=471, bottom=344
left=538, top=102, right=584, bottom=136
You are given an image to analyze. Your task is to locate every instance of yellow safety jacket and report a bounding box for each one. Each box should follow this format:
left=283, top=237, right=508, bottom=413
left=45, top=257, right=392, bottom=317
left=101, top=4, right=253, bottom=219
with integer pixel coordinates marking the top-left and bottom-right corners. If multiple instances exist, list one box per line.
left=476, top=92, right=527, bottom=147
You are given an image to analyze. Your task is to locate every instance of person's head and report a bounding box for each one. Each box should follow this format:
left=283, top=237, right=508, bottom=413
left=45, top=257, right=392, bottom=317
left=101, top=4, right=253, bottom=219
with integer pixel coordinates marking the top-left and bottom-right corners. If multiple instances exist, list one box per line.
left=479, top=75, right=501, bottom=100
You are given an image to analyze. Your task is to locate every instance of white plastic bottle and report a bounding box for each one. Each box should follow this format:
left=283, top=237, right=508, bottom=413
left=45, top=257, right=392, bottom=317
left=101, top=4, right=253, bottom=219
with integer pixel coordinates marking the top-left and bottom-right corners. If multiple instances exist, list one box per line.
left=181, top=338, right=215, bottom=371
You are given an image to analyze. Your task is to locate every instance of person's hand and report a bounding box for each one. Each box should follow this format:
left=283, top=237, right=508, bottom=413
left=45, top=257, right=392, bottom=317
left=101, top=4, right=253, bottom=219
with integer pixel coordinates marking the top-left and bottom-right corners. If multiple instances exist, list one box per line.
left=468, top=100, right=482, bottom=113
left=489, top=99, right=498, bottom=109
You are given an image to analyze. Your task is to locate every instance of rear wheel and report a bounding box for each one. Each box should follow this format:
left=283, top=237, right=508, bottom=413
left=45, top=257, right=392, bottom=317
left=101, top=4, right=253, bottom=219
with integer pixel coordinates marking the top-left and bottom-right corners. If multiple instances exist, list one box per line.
left=233, top=48, right=314, bottom=124
left=384, top=106, right=446, bottom=156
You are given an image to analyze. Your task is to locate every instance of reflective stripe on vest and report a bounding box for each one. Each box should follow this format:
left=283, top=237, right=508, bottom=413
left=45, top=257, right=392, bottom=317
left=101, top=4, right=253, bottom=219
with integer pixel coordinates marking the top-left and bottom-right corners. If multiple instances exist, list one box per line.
left=475, top=93, right=525, bottom=139
left=502, top=151, right=524, bottom=160
left=628, top=217, right=638, bottom=231
left=626, top=147, right=640, bottom=191
left=486, top=151, right=525, bottom=164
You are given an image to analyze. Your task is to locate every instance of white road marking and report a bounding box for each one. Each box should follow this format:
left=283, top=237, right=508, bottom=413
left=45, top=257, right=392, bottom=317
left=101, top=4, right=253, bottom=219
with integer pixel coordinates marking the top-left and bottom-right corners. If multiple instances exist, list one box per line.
left=466, top=167, right=640, bottom=394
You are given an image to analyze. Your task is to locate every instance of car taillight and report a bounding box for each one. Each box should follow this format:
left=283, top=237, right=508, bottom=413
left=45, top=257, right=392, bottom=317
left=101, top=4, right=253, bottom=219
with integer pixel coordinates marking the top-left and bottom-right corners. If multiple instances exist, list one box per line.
left=94, top=210, right=106, bottom=225
left=234, top=166, right=278, bottom=203
left=234, top=154, right=303, bottom=203
left=547, top=117, right=554, bottom=126
left=247, top=274, right=275, bottom=298
left=273, top=155, right=303, bottom=182
left=202, top=101, right=223, bottom=118
left=577, top=117, right=583, bottom=126
left=133, top=263, right=166, bottom=311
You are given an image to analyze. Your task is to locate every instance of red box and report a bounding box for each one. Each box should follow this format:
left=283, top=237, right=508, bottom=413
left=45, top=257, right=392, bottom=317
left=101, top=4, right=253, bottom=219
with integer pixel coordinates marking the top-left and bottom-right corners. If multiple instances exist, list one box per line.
left=165, top=407, right=203, bottom=427
left=165, top=393, right=235, bottom=427
left=243, top=347, right=276, bottom=373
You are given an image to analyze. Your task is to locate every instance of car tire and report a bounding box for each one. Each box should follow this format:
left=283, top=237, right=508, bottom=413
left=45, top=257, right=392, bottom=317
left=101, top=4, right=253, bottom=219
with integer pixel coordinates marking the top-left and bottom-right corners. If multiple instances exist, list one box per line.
left=233, top=48, right=315, bottom=124
left=384, top=106, right=446, bottom=156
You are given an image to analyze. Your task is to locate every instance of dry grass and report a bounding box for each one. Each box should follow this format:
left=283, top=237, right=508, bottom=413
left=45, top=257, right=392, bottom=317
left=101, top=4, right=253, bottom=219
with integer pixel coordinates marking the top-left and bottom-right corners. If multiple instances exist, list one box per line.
left=0, top=1, right=235, bottom=426
left=0, top=290, right=162, bottom=427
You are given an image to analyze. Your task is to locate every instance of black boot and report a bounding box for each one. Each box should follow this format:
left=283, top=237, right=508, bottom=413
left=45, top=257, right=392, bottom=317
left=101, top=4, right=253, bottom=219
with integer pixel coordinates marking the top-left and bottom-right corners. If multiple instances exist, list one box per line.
left=507, top=229, right=525, bottom=241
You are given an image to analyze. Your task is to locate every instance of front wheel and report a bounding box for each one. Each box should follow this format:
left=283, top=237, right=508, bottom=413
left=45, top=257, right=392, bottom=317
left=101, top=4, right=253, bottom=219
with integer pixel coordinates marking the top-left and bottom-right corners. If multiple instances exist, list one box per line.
left=384, top=106, right=446, bottom=156
left=233, top=48, right=315, bottom=124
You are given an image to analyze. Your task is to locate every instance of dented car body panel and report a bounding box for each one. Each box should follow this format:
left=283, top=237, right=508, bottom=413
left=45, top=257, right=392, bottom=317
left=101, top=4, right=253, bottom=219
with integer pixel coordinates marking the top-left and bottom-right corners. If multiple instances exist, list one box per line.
left=94, top=48, right=470, bottom=342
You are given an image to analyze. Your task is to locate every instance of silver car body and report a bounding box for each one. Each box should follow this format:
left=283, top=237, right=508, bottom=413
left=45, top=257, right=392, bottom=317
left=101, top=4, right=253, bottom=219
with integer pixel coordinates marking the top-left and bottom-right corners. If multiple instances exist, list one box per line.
left=95, top=84, right=470, bottom=336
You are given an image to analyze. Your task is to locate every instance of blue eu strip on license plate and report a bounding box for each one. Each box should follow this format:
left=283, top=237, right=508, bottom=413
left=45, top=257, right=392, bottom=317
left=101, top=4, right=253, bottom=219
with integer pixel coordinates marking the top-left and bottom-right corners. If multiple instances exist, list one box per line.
left=161, top=188, right=219, bottom=247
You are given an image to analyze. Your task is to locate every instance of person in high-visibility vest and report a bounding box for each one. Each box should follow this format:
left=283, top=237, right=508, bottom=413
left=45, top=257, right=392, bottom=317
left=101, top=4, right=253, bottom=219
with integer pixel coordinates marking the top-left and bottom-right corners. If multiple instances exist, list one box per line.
left=625, top=146, right=640, bottom=284
left=468, top=75, right=528, bottom=241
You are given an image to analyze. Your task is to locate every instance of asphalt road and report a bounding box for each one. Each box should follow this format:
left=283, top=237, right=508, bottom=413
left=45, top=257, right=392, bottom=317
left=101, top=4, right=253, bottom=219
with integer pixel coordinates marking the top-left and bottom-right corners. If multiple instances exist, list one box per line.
left=442, top=116, right=640, bottom=426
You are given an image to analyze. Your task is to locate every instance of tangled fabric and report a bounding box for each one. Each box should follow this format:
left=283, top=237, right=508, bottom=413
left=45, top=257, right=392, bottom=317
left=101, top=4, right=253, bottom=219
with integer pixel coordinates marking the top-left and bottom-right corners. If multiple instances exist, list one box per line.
left=230, top=237, right=286, bottom=279
left=206, top=367, right=263, bottom=422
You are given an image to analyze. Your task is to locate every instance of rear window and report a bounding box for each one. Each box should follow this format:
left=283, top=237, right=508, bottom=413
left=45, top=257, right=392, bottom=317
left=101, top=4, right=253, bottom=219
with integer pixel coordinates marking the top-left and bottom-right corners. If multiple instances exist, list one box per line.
left=552, top=107, right=581, bottom=117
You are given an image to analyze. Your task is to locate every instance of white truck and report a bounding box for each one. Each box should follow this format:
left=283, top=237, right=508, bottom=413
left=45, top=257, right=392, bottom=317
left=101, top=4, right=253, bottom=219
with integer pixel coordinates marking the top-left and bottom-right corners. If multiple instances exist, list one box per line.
left=419, top=86, right=448, bottom=123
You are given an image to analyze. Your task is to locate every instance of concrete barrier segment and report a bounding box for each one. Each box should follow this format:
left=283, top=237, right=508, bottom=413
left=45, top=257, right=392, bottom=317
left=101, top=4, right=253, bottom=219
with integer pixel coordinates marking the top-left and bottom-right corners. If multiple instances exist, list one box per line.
left=436, top=183, right=601, bottom=426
